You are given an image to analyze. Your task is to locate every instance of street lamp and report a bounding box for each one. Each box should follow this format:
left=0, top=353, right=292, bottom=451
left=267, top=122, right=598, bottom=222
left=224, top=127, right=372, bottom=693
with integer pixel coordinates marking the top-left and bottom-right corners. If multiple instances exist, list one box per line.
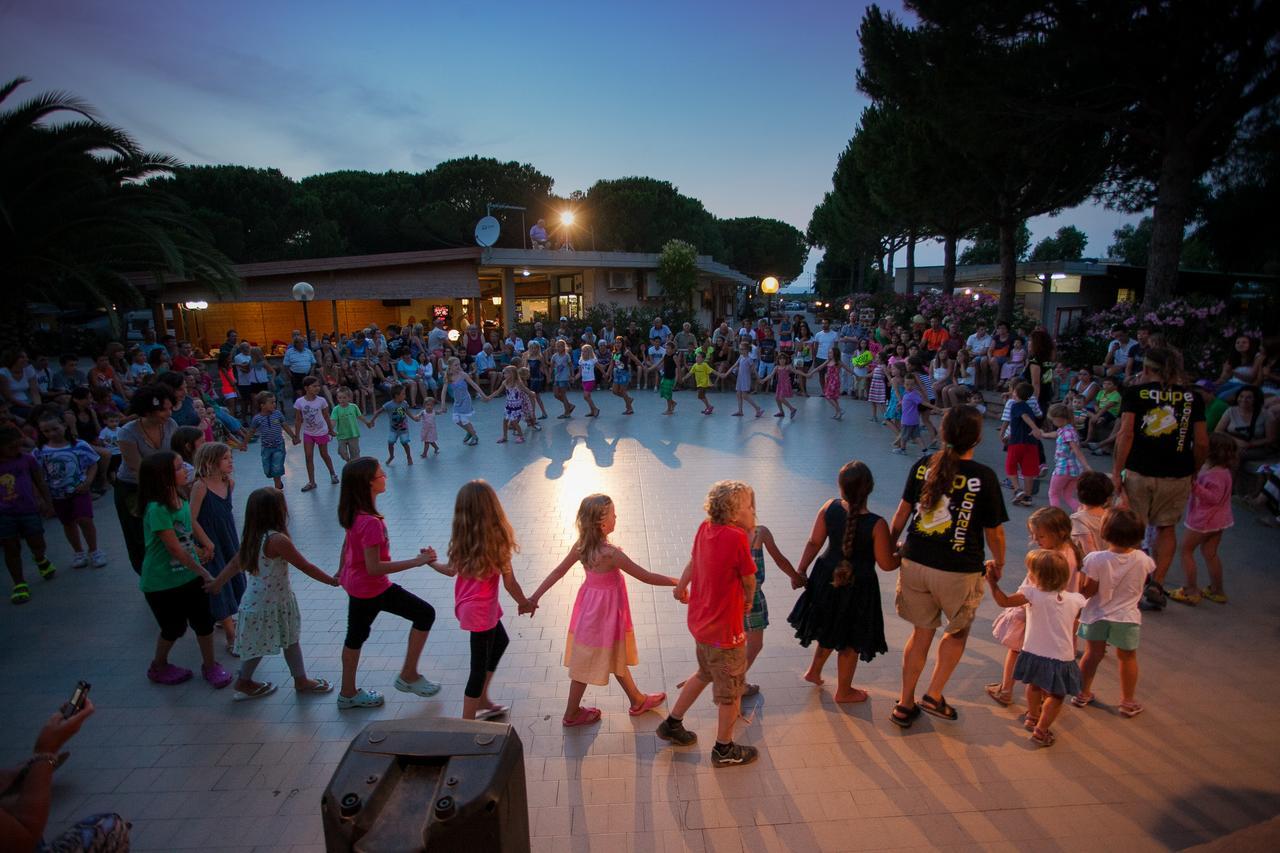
left=183, top=300, right=208, bottom=350
left=292, top=282, right=315, bottom=348
left=760, top=276, right=779, bottom=320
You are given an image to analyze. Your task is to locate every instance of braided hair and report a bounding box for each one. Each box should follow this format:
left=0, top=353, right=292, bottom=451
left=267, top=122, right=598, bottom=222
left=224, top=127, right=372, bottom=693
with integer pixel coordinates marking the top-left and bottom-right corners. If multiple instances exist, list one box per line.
left=832, top=461, right=874, bottom=588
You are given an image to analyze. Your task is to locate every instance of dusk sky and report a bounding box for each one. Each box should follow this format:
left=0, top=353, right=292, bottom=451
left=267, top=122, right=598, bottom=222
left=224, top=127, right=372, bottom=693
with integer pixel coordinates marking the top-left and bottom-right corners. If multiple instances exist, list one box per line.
left=3, top=0, right=1141, bottom=289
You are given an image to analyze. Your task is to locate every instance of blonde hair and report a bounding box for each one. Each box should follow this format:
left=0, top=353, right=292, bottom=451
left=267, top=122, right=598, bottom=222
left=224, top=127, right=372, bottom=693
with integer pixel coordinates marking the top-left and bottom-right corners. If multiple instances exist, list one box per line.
left=194, top=441, right=231, bottom=480
left=447, top=480, right=519, bottom=579
left=447, top=356, right=461, bottom=371
left=249, top=345, right=265, bottom=361
left=574, top=494, right=613, bottom=566
left=704, top=480, right=754, bottom=527
left=1028, top=506, right=1083, bottom=571
left=581, top=344, right=595, bottom=360
left=517, top=366, right=530, bottom=381
left=1026, top=548, right=1070, bottom=593
left=528, top=341, right=542, bottom=357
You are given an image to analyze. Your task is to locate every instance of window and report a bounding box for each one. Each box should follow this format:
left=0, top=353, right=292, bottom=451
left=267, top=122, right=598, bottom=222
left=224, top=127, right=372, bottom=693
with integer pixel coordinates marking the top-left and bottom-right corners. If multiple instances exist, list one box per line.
left=1116, top=288, right=1136, bottom=303
left=555, top=274, right=584, bottom=320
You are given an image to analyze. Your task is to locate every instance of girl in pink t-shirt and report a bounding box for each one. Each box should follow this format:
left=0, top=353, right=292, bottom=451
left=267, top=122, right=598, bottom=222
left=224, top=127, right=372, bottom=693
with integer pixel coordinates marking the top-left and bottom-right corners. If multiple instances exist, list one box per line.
left=426, top=480, right=534, bottom=721
left=335, top=458, right=439, bottom=710
left=1171, top=433, right=1237, bottom=606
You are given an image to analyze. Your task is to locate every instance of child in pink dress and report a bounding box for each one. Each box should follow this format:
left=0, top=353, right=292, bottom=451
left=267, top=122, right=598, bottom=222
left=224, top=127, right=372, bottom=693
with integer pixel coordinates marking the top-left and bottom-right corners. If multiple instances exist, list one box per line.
left=426, top=480, right=534, bottom=720
left=528, top=494, right=678, bottom=727
left=1170, top=433, right=1236, bottom=605
left=418, top=401, right=440, bottom=458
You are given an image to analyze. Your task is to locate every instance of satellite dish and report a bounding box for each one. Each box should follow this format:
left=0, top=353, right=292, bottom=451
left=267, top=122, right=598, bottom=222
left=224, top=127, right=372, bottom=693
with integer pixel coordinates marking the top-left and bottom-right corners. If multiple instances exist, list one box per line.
left=474, top=216, right=501, bottom=247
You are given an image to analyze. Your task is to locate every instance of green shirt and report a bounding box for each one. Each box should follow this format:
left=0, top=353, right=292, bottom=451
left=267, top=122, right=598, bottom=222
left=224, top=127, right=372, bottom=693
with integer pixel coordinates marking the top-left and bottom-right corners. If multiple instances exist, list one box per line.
left=1095, top=388, right=1121, bottom=416
left=141, top=501, right=199, bottom=593
left=332, top=403, right=363, bottom=440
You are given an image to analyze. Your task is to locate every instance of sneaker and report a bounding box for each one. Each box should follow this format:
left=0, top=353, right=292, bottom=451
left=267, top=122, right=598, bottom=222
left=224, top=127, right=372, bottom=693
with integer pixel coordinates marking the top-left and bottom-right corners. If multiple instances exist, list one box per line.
left=71, top=552, right=88, bottom=569
left=202, top=663, right=233, bottom=689
left=90, top=550, right=108, bottom=568
left=711, top=742, right=759, bottom=768
left=656, top=717, right=697, bottom=746
left=1001, top=477, right=1015, bottom=489
left=148, top=662, right=193, bottom=685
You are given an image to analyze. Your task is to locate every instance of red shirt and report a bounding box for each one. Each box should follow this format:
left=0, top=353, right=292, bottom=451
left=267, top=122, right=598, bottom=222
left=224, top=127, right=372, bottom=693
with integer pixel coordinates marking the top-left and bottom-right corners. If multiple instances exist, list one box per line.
left=172, top=355, right=200, bottom=371
left=686, top=521, right=756, bottom=647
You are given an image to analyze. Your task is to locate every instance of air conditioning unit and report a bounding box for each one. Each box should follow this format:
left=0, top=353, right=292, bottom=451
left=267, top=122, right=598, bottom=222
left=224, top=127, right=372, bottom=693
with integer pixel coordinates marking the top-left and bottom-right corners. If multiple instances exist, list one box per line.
left=639, top=271, right=662, bottom=301
left=605, top=270, right=633, bottom=292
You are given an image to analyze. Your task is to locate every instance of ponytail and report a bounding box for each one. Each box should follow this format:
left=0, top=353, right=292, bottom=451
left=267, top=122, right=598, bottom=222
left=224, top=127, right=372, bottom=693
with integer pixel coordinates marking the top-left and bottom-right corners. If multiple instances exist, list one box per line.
left=918, top=406, right=984, bottom=513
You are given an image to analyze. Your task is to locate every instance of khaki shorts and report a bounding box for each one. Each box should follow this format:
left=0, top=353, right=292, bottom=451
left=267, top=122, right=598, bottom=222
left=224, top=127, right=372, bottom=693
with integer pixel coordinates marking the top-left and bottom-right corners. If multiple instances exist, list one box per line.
left=694, top=642, right=746, bottom=705
left=1123, top=471, right=1193, bottom=528
left=895, top=558, right=986, bottom=634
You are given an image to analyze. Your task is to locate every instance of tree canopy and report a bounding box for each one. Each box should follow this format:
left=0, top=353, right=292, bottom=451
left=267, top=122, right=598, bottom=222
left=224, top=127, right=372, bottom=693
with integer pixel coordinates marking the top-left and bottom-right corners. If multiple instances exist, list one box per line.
left=1029, top=226, right=1088, bottom=263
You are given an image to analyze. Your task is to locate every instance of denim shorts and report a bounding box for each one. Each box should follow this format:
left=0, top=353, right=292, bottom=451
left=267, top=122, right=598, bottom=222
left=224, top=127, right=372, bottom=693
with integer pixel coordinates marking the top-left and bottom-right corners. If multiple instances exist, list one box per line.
left=0, top=512, right=44, bottom=540
left=261, top=446, right=286, bottom=478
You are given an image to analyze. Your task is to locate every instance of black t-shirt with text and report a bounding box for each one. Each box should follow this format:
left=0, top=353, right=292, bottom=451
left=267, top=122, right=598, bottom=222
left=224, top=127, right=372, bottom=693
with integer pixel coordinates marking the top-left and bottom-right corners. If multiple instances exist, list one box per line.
left=1120, top=382, right=1205, bottom=478
left=901, top=457, right=1009, bottom=574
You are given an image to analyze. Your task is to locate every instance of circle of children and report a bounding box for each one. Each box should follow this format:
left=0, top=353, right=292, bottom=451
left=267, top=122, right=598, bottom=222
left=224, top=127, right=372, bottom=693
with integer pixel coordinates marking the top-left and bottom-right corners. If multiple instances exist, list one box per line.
left=0, top=309, right=1276, bottom=766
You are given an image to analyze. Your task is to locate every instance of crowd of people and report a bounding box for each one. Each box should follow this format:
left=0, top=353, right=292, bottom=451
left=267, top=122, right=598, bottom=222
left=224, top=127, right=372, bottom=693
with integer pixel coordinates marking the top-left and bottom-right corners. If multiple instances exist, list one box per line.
left=1, top=303, right=1278, bottom=848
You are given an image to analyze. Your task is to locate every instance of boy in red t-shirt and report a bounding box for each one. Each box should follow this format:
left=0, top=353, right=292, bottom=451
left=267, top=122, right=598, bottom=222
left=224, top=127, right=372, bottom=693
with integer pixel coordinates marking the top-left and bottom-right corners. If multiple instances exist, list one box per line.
left=657, top=481, right=760, bottom=768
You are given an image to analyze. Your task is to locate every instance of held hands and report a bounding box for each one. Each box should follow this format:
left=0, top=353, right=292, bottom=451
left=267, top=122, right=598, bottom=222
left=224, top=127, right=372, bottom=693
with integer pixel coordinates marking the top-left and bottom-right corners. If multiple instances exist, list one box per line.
left=326, top=573, right=342, bottom=587
left=790, top=572, right=807, bottom=590
left=292, top=436, right=302, bottom=445
left=198, top=542, right=215, bottom=564
left=984, top=560, right=1003, bottom=582
left=518, top=598, right=538, bottom=617
left=673, top=584, right=689, bottom=604
left=418, top=547, right=437, bottom=566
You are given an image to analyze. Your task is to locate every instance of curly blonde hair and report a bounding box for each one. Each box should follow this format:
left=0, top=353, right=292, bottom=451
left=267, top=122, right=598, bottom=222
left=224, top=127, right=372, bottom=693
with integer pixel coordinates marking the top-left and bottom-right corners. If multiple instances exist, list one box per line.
left=448, top=480, right=519, bottom=580
left=194, top=441, right=231, bottom=480
left=704, top=480, right=754, bottom=527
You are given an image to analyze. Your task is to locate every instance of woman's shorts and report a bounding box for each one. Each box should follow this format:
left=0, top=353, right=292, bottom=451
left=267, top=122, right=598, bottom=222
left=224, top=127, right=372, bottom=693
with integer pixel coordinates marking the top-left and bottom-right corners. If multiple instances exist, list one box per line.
left=52, top=494, right=93, bottom=525
left=582, top=380, right=596, bottom=392
left=303, top=432, right=330, bottom=447
left=895, top=558, right=985, bottom=634
left=612, top=370, right=630, bottom=387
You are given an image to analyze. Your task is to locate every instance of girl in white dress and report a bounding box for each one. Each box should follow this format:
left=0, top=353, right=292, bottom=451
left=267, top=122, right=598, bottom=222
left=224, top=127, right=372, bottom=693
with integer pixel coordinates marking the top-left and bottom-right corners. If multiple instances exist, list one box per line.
left=209, top=487, right=340, bottom=700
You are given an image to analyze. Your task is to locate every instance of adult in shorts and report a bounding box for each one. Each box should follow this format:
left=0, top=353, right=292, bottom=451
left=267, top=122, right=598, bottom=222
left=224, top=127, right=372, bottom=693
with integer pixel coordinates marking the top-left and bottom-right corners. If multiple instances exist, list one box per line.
left=1112, top=347, right=1208, bottom=608
left=888, top=406, right=1008, bottom=728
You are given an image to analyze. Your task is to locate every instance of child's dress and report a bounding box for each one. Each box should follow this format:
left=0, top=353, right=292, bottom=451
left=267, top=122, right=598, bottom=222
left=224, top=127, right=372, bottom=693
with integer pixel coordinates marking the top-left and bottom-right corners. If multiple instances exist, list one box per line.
left=823, top=360, right=842, bottom=400
left=774, top=367, right=793, bottom=400
left=1184, top=467, right=1233, bottom=533
left=1012, top=584, right=1085, bottom=696
left=1001, top=349, right=1027, bottom=382
left=787, top=504, right=887, bottom=661
left=234, top=531, right=302, bottom=659
left=868, top=365, right=887, bottom=404
left=745, top=536, right=769, bottom=630
left=565, top=562, right=639, bottom=685
left=419, top=409, right=438, bottom=444
left=1053, top=424, right=1084, bottom=477
left=884, top=383, right=902, bottom=421
left=198, top=483, right=246, bottom=621
left=734, top=358, right=754, bottom=393
left=503, top=387, right=524, bottom=422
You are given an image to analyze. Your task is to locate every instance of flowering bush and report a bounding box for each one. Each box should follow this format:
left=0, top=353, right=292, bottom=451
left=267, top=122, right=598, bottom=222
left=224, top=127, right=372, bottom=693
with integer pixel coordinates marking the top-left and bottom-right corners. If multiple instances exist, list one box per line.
left=1054, top=296, right=1264, bottom=379
left=815, top=291, right=1037, bottom=334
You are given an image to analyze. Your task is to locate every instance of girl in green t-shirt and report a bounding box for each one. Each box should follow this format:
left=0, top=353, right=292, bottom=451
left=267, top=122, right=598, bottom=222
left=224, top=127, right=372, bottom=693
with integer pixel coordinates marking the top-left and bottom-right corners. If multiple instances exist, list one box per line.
left=138, top=451, right=232, bottom=689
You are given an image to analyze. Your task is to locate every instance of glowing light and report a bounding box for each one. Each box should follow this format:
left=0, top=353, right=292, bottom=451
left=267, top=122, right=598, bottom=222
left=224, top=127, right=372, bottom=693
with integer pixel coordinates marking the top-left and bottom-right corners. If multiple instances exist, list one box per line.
left=461, top=298, right=469, bottom=306
left=492, top=296, right=502, bottom=306
left=522, top=269, right=530, bottom=277
left=560, top=211, right=576, bottom=226
left=843, top=302, right=851, bottom=311
left=447, top=329, right=460, bottom=342
left=183, top=301, right=208, bottom=310
left=760, top=276, right=779, bottom=294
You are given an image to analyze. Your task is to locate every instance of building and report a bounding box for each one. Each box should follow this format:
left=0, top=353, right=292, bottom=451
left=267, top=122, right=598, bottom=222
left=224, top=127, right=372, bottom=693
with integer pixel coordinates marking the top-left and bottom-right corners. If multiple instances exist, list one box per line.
left=894, top=259, right=1278, bottom=334
left=154, top=247, right=755, bottom=351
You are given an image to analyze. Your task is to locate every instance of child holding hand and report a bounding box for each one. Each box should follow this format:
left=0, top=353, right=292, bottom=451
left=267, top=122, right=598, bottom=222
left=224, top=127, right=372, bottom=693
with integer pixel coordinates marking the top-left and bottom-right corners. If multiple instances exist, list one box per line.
left=1035, top=403, right=1091, bottom=511
left=528, top=494, right=677, bottom=727
left=987, top=549, right=1085, bottom=748
left=657, top=481, right=760, bottom=769
left=425, top=480, right=534, bottom=720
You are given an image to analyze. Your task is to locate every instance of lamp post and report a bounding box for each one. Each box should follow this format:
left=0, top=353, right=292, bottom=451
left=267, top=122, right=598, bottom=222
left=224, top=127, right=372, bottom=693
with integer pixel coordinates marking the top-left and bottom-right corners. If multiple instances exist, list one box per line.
left=292, top=282, right=315, bottom=348
left=182, top=301, right=208, bottom=350
left=760, top=276, right=779, bottom=321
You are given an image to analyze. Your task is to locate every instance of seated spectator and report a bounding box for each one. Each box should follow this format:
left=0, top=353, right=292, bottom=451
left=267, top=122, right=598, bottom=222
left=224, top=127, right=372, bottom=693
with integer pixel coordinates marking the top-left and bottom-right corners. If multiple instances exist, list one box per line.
left=1216, top=385, right=1278, bottom=492
left=0, top=350, right=41, bottom=419
left=1216, top=335, right=1265, bottom=401
left=0, top=698, right=129, bottom=853
left=50, top=356, right=87, bottom=395
left=1097, top=325, right=1138, bottom=378
left=530, top=218, right=550, bottom=249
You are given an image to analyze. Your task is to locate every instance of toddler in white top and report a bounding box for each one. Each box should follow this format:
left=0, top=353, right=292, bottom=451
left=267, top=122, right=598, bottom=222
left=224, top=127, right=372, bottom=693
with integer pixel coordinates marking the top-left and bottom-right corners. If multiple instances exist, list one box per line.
left=987, top=548, right=1085, bottom=748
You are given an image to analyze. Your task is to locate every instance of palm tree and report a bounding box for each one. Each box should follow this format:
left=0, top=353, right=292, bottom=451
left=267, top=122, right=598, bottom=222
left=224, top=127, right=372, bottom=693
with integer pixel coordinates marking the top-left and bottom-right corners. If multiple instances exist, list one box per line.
left=0, top=76, right=239, bottom=330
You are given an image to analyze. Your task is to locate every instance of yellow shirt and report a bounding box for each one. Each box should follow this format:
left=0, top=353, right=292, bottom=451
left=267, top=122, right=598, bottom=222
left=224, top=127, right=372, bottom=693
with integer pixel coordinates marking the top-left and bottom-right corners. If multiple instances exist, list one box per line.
left=689, top=362, right=713, bottom=388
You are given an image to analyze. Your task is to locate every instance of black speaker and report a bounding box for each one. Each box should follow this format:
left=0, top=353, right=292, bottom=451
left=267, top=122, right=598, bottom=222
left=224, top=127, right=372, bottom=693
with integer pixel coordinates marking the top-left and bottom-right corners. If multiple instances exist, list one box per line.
left=322, top=719, right=530, bottom=852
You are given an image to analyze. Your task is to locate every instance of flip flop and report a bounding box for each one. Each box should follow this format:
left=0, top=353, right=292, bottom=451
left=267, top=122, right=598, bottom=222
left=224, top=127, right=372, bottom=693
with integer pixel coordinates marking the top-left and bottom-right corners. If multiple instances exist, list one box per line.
left=476, top=704, right=509, bottom=720
left=562, top=706, right=602, bottom=727
left=300, top=483, right=317, bottom=492
left=890, top=702, right=922, bottom=728
left=628, top=693, right=666, bottom=716
left=1118, top=701, right=1144, bottom=718
left=233, top=681, right=278, bottom=702
left=920, top=694, right=958, bottom=721
left=1070, top=693, right=1094, bottom=708
left=296, top=678, right=333, bottom=694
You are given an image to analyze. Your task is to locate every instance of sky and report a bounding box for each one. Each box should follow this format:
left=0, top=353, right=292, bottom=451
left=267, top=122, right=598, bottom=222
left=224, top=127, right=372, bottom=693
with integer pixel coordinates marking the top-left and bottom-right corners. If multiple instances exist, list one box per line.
left=2, top=0, right=1141, bottom=291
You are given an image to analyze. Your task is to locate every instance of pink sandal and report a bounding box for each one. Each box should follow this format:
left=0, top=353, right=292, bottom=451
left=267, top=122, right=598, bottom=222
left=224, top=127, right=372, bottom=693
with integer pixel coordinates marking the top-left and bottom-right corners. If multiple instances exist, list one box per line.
left=628, top=693, right=666, bottom=717
left=562, top=706, right=602, bottom=727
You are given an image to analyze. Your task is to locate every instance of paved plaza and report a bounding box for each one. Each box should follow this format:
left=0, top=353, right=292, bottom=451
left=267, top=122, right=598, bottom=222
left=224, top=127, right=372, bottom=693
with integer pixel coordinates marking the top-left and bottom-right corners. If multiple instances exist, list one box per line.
left=2, top=390, right=1278, bottom=852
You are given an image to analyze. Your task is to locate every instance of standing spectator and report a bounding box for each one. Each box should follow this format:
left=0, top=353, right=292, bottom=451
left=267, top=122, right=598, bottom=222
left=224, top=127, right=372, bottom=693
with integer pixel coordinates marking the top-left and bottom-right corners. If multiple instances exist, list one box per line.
left=1112, top=347, right=1209, bottom=609
left=427, top=318, right=449, bottom=358
left=114, top=384, right=178, bottom=574
left=888, top=406, right=1008, bottom=728
left=282, top=335, right=317, bottom=401
left=218, top=329, right=239, bottom=358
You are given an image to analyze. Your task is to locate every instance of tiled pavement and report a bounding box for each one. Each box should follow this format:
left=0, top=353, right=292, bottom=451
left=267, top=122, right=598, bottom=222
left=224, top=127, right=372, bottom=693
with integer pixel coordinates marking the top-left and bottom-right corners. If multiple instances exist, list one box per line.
left=3, top=388, right=1278, bottom=852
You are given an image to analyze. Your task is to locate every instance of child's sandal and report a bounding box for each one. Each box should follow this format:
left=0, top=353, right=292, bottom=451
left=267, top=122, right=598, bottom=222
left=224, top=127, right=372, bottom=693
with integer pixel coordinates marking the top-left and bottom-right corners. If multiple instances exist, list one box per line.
left=985, top=683, right=1013, bottom=706
left=10, top=582, right=31, bottom=605
left=1023, top=713, right=1040, bottom=732
left=1029, top=727, right=1056, bottom=748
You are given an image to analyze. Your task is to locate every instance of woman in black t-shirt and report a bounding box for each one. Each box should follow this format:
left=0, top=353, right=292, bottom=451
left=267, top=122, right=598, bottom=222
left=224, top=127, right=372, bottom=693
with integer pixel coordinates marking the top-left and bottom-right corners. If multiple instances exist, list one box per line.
left=888, top=406, right=1009, bottom=728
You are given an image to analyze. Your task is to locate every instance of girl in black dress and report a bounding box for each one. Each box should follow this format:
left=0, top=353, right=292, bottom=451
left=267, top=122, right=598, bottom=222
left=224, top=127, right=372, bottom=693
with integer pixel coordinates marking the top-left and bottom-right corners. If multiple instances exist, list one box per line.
left=788, top=461, right=900, bottom=703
